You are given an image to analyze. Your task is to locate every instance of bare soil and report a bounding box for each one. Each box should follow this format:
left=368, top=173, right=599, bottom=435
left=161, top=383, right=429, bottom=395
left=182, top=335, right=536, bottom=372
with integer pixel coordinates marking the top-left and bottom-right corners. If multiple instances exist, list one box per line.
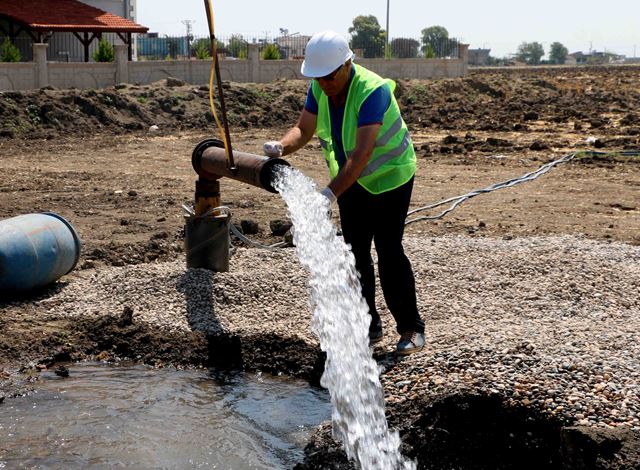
left=1, top=65, right=639, bottom=468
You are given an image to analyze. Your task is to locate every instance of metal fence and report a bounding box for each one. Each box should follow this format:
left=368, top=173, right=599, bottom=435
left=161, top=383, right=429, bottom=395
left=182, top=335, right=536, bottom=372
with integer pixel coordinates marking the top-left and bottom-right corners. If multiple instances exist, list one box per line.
left=0, top=33, right=461, bottom=63
left=0, top=33, right=122, bottom=62
left=0, top=35, right=33, bottom=62
left=136, top=34, right=303, bottom=61
left=135, top=34, right=462, bottom=61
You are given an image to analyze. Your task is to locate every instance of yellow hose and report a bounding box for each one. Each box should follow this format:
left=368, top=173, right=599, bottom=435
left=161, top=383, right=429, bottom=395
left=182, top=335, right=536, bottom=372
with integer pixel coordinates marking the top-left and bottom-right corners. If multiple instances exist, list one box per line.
left=205, top=0, right=232, bottom=166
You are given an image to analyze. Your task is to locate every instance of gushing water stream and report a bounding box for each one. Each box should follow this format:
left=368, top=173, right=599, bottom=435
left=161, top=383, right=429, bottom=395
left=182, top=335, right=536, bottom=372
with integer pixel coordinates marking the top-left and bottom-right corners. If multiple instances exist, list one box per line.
left=273, top=166, right=415, bottom=469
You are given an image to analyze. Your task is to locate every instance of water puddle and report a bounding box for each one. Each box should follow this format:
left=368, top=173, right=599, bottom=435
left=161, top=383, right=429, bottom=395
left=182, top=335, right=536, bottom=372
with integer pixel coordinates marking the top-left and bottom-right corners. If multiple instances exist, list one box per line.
left=274, top=167, right=415, bottom=469
left=0, top=363, right=330, bottom=469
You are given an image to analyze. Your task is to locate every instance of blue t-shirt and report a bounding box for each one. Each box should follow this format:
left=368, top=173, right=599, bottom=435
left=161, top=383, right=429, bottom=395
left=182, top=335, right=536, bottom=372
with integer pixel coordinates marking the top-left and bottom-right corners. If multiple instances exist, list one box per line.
left=304, top=67, right=391, bottom=168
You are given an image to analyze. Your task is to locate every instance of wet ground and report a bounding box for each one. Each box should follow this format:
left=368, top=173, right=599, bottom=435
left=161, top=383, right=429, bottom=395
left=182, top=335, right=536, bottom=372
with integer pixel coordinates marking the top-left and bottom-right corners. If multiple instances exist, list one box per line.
left=1, top=66, right=639, bottom=468
left=0, top=363, right=330, bottom=468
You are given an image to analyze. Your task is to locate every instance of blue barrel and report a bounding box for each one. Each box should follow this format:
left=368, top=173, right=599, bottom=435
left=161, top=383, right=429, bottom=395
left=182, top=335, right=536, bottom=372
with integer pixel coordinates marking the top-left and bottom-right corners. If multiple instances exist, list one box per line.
left=0, top=213, right=81, bottom=292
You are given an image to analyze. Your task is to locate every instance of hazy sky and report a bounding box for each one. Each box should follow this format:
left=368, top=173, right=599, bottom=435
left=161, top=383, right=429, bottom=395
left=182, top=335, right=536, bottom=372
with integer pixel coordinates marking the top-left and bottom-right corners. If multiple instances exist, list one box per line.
left=137, top=0, right=640, bottom=58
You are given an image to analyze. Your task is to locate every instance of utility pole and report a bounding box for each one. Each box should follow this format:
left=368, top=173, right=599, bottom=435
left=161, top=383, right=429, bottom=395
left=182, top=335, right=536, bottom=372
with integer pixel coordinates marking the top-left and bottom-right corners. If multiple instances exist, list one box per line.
left=182, top=19, right=194, bottom=58
left=385, top=0, right=390, bottom=58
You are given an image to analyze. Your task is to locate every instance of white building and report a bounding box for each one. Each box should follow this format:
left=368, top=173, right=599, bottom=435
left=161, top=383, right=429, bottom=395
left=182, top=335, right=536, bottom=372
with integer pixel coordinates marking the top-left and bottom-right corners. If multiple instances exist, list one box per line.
left=45, top=0, right=140, bottom=62
left=79, top=0, right=137, bottom=22
left=76, top=0, right=139, bottom=60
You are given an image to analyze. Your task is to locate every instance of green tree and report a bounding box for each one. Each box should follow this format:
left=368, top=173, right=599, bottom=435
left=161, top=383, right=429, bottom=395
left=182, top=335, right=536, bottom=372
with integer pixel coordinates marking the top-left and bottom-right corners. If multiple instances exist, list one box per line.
left=1, top=37, right=21, bottom=62
left=348, top=15, right=385, bottom=58
left=227, top=34, right=247, bottom=58
left=421, top=25, right=457, bottom=57
left=193, top=38, right=211, bottom=59
left=261, top=43, right=281, bottom=60
left=390, top=37, right=419, bottom=58
left=516, top=42, right=545, bottom=65
left=93, top=38, right=114, bottom=62
left=549, top=41, right=569, bottom=64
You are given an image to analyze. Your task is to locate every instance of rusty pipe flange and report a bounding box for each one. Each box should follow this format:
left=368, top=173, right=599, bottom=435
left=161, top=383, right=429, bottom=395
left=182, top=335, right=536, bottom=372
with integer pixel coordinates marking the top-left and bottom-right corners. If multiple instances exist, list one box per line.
left=192, top=138, right=225, bottom=180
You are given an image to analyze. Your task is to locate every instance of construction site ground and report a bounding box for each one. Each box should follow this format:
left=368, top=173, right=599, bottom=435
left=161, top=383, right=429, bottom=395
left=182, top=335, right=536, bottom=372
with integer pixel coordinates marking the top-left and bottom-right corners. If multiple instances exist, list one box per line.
left=1, top=66, right=639, bottom=468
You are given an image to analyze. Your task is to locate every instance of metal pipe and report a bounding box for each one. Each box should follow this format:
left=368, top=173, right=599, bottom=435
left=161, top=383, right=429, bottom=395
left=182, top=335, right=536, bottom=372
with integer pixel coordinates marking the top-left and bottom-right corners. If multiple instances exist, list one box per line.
left=192, top=139, right=290, bottom=193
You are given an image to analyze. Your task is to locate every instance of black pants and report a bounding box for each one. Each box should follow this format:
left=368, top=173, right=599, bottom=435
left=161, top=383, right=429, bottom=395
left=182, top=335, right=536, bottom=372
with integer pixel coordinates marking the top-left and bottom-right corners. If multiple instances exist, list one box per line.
left=338, top=176, right=424, bottom=335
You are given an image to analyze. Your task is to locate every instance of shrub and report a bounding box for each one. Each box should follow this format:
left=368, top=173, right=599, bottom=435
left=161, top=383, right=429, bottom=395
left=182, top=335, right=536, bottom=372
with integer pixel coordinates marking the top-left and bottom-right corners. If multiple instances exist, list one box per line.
left=422, top=44, right=436, bottom=59
left=1, top=38, right=21, bottom=62
left=93, top=38, right=114, bottom=62
left=194, top=39, right=211, bottom=59
left=261, top=43, right=281, bottom=60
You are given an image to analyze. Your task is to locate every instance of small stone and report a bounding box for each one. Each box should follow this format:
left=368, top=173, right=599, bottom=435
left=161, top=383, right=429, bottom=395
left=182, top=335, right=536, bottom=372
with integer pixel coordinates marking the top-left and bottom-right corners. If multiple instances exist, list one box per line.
left=119, top=306, right=134, bottom=327
left=529, top=140, right=549, bottom=151
left=54, top=365, right=69, bottom=377
left=270, top=219, right=292, bottom=236
left=165, top=77, right=185, bottom=87
left=240, top=219, right=260, bottom=235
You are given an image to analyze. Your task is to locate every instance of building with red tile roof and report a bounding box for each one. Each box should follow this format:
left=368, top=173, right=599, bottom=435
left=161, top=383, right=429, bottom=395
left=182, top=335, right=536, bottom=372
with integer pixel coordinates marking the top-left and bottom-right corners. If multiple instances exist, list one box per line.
left=0, top=0, right=148, bottom=61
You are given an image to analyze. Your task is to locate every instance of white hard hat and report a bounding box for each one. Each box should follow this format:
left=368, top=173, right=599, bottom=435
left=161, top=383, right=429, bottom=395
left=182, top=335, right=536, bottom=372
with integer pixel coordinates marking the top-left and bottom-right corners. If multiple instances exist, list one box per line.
left=301, top=30, right=354, bottom=78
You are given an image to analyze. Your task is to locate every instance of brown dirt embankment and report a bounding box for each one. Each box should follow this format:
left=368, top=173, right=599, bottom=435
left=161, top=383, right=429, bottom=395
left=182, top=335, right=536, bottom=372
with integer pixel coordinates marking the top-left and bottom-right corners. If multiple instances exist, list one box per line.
left=1, top=65, right=639, bottom=151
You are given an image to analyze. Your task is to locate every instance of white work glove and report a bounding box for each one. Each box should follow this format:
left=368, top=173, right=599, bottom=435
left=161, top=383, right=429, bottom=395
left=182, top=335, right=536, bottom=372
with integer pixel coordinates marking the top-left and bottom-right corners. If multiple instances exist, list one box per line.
left=263, top=141, right=283, bottom=158
left=320, top=187, right=337, bottom=205
left=320, top=187, right=336, bottom=221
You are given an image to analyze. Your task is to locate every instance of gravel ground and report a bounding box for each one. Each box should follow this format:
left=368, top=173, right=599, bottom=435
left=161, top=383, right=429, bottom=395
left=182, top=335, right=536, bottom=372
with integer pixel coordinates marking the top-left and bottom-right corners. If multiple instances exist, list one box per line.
left=24, top=233, right=640, bottom=432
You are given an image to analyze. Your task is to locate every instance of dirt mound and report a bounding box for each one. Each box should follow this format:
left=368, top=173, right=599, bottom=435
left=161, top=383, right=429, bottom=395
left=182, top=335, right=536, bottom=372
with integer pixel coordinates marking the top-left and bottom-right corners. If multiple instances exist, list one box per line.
left=0, top=78, right=308, bottom=139
left=1, top=67, right=639, bottom=151
left=397, top=66, right=640, bottom=142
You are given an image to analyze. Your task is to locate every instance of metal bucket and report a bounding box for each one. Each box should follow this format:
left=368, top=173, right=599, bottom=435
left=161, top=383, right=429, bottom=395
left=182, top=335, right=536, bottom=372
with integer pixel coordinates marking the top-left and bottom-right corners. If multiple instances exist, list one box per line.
left=0, top=212, right=82, bottom=292
left=184, top=207, right=231, bottom=272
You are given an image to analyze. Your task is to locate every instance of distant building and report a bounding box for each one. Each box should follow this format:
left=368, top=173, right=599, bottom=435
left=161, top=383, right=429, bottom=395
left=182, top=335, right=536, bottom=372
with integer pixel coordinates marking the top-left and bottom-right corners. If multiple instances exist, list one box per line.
left=569, top=51, right=626, bottom=65
left=79, top=0, right=137, bottom=21
left=468, top=48, right=491, bottom=66
left=0, top=0, right=146, bottom=62
left=41, top=0, right=140, bottom=61
left=275, top=34, right=311, bottom=59
left=74, top=0, right=139, bottom=60
left=564, top=55, right=578, bottom=66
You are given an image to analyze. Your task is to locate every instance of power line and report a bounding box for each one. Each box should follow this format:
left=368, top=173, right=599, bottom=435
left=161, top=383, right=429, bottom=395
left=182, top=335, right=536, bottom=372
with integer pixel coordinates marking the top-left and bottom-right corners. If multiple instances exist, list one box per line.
left=182, top=19, right=195, bottom=57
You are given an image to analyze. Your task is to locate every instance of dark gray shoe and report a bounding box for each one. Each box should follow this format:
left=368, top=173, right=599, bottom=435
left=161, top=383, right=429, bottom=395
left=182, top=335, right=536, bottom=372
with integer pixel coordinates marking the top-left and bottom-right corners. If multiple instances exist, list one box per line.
left=396, top=331, right=425, bottom=355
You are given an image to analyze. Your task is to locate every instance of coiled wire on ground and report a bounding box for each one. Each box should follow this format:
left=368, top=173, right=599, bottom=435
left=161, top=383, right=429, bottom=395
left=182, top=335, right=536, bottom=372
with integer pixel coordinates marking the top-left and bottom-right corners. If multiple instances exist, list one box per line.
left=405, top=150, right=640, bottom=225
left=229, top=223, right=288, bottom=250
left=224, top=149, right=639, bottom=248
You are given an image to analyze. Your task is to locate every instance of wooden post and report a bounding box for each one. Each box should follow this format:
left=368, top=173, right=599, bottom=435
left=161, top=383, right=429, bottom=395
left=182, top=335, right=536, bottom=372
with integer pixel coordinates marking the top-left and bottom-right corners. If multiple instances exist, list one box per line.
left=83, top=32, right=89, bottom=62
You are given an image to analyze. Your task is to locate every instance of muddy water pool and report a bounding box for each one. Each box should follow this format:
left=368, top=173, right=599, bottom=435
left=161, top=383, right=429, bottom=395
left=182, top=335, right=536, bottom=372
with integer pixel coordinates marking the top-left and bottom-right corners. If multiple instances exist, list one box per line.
left=0, top=363, right=330, bottom=468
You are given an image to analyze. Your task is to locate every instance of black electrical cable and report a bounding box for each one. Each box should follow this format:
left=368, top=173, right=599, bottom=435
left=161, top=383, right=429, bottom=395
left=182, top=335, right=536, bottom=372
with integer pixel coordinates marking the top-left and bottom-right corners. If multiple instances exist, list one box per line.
left=405, top=150, right=640, bottom=225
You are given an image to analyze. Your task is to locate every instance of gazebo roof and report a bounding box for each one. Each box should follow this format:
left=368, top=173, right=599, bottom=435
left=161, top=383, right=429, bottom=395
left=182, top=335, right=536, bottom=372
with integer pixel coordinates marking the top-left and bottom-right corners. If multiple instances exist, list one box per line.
left=0, top=0, right=148, bottom=33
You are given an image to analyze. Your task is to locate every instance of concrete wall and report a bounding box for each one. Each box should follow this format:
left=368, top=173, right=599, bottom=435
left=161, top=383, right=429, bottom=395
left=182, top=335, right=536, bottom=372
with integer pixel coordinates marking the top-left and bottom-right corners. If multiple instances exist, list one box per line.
left=0, top=43, right=469, bottom=91
left=0, top=63, right=36, bottom=91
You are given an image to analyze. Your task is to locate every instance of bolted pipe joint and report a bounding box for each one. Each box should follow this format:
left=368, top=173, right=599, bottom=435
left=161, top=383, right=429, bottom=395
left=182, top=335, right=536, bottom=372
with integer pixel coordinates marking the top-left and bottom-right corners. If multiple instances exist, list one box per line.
left=192, top=138, right=290, bottom=193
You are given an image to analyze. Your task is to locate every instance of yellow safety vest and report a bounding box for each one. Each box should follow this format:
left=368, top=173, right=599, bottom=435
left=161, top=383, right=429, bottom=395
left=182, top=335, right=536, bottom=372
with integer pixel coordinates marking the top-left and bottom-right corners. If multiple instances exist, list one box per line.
left=311, top=64, right=416, bottom=194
